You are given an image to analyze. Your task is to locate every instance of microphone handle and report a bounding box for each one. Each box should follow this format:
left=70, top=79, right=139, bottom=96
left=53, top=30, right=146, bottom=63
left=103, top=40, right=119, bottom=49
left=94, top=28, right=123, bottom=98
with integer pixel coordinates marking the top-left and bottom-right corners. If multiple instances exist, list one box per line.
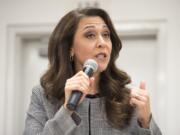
left=66, top=91, right=83, bottom=111
left=66, top=68, right=94, bottom=111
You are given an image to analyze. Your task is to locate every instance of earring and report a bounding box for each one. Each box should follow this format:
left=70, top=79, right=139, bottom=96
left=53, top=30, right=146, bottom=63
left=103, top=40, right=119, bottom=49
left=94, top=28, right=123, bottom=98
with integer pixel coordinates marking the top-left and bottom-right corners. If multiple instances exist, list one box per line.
left=70, top=53, right=74, bottom=62
left=70, top=55, right=73, bottom=61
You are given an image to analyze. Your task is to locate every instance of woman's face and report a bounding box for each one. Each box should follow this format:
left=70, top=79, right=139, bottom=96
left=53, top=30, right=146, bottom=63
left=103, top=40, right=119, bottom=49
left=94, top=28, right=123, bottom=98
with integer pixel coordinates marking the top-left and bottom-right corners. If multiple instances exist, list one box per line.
left=71, top=16, right=112, bottom=73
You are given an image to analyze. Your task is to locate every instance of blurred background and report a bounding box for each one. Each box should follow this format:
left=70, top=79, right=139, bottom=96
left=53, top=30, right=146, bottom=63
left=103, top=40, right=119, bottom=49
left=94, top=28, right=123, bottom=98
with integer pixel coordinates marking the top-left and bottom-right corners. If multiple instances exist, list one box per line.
left=0, top=0, right=180, bottom=134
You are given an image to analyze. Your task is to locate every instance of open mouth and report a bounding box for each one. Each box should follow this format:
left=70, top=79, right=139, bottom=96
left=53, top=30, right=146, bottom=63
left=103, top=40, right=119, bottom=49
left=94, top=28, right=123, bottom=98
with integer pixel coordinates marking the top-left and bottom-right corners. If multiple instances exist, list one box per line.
left=95, top=52, right=107, bottom=59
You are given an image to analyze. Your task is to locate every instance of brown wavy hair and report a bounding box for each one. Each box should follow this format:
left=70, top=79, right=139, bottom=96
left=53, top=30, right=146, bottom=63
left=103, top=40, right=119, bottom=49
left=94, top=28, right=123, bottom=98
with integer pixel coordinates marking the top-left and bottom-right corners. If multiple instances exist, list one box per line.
left=40, top=7, right=134, bottom=129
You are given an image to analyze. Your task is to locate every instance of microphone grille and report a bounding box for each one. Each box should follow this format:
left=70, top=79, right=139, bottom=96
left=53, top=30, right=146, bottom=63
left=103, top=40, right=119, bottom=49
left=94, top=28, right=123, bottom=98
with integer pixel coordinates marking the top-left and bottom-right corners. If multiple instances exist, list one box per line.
left=83, top=59, right=98, bottom=72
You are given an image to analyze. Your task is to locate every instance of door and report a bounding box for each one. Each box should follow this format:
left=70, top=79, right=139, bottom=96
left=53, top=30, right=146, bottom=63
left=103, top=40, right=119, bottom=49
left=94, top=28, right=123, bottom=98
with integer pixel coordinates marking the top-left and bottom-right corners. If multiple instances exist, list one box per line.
left=16, top=37, right=48, bottom=135
left=16, top=29, right=162, bottom=135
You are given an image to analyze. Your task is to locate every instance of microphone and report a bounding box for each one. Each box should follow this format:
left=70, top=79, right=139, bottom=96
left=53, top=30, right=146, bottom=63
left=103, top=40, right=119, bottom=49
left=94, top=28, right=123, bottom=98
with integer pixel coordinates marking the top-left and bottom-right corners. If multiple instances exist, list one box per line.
left=66, top=59, right=98, bottom=111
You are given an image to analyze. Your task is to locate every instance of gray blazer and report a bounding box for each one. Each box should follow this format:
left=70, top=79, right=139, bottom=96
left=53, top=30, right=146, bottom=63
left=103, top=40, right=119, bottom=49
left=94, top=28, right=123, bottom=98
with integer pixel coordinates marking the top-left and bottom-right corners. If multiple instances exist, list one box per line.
left=23, top=85, right=162, bottom=135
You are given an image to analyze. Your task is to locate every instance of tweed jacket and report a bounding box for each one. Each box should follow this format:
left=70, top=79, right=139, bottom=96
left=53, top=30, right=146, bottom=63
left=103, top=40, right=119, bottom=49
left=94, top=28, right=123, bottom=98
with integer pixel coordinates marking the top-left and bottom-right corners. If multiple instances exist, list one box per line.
left=23, top=85, right=162, bottom=135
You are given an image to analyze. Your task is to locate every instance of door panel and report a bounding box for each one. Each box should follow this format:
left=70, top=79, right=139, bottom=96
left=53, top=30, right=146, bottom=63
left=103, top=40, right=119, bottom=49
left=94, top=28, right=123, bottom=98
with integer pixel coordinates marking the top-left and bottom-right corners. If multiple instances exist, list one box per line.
left=18, top=39, right=48, bottom=134
left=116, top=35, right=158, bottom=116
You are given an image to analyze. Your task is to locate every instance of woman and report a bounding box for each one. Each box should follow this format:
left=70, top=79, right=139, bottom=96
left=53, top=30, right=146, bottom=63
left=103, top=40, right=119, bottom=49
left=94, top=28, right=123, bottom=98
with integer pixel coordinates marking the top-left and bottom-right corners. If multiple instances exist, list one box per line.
left=24, top=7, right=162, bottom=135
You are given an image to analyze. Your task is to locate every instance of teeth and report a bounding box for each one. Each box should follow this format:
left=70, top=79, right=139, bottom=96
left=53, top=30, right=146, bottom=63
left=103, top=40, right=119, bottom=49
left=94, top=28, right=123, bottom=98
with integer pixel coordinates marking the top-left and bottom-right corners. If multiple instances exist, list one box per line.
left=97, top=54, right=104, bottom=58
left=96, top=53, right=106, bottom=59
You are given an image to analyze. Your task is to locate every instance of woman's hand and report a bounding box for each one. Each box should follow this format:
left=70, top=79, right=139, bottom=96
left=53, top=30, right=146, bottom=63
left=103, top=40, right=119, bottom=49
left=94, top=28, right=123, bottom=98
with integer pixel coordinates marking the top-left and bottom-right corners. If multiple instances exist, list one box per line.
left=130, top=81, right=151, bottom=128
left=64, top=71, right=94, bottom=109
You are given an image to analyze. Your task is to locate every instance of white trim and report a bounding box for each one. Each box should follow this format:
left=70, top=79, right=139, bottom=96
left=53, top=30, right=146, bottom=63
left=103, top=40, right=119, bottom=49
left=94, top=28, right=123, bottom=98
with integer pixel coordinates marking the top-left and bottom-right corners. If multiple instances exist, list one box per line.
left=5, top=24, right=53, bottom=135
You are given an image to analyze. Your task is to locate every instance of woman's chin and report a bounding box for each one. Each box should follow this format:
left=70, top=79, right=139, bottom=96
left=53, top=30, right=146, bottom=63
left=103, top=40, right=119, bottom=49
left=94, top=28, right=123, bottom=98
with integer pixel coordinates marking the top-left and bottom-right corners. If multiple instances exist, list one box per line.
left=97, top=64, right=108, bottom=73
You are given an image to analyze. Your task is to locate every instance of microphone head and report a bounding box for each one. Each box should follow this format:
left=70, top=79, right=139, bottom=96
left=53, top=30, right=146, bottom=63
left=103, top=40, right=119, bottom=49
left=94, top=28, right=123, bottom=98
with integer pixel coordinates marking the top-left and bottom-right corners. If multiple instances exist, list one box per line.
left=83, top=59, right=98, bottom=73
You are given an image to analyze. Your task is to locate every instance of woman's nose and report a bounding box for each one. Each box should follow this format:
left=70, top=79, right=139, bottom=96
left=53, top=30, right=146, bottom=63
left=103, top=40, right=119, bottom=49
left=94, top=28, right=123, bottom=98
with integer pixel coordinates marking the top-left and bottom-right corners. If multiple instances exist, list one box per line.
left=96, top=35, right=106, bottom=48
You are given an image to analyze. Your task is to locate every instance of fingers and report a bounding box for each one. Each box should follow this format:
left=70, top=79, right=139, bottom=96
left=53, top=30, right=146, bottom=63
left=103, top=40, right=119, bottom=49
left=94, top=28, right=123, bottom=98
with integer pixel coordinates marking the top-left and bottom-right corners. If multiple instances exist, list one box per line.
left=64, top=71, right=91, bottom=106
left=130, top=97, right=146, bottom=107
left=130, top=81, right=149, bottom=107
left=66, top=71, right=90, bottom=91
left=130, top=81, right=151, bottom=128
left=65, top=78, right=89, bottom=94
left=139, top=80, right=146, bottom=90
left=131, top=88, right=149, bottom=100
left=130, top=91, right=149, bottom=107
left=131, top=92, right=148, bottom=103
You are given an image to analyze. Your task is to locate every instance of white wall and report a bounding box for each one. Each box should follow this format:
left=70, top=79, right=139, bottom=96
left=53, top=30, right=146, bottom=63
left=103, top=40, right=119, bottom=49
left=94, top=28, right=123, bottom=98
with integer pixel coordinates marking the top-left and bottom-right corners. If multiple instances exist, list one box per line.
left=0, top=0, right=180, bottom=134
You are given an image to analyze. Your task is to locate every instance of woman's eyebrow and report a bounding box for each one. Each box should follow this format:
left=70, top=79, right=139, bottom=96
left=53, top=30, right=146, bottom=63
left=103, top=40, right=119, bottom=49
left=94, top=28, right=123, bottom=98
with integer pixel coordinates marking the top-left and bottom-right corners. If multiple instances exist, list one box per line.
left=83, top=24, right=108, bottom=30
left=83, top=25, right=95, bottom=30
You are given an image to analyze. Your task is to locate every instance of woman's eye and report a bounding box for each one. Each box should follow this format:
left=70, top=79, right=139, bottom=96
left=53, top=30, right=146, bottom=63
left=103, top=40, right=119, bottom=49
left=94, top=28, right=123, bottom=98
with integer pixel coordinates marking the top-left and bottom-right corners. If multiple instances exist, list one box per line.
left=103, top=32, right=110, bottom=39
left=85, top=32, right=96, bottom=39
